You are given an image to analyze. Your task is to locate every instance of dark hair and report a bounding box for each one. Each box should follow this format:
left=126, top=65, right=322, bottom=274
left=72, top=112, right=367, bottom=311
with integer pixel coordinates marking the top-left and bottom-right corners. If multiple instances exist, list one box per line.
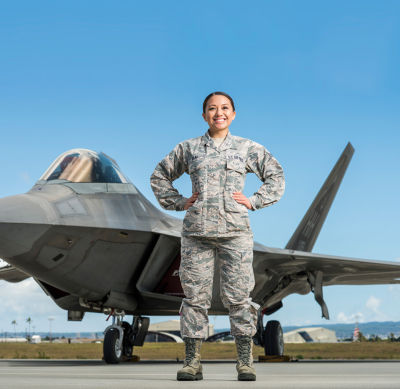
left=202, top=91, right=235, bottom=113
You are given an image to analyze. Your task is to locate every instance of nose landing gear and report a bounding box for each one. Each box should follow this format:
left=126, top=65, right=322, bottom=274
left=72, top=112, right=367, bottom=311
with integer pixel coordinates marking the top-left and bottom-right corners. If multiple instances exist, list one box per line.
left=103, top=310, right=150, bottom=364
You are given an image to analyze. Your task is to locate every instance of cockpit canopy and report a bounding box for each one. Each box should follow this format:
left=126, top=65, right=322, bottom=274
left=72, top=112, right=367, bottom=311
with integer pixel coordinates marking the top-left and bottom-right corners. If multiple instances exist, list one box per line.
left=40, top=149, right=130, bottom=184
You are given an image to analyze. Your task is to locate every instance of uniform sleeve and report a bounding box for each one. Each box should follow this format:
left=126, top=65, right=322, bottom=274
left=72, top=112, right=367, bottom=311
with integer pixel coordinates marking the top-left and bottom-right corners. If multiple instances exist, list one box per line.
left=246, top=142, right=285, bottom=210
left=150, top=143, right=188, bottom=211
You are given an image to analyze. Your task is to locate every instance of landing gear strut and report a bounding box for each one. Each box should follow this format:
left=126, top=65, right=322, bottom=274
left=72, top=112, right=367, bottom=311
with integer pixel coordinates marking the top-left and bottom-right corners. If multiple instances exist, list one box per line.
left=254, top=310, right=284, bottom=356
left=103, top=310, right=150, bottom=364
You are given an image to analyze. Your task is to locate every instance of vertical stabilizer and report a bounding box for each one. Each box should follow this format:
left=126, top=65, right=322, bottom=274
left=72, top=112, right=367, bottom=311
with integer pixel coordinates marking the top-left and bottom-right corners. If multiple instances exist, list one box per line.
left=285, top=143, right=355, bottom=252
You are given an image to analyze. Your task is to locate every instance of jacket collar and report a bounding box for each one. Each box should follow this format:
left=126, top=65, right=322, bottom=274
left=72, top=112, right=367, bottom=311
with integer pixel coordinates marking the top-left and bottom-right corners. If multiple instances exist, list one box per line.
left=201, top=130, right=236, bottom=151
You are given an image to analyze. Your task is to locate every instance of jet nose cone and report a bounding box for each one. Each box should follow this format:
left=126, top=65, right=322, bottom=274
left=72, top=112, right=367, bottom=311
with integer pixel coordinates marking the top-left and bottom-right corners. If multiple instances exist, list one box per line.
left=0, top=193, right=50, bottom=224
left=0, top=194, right=50, bottom=259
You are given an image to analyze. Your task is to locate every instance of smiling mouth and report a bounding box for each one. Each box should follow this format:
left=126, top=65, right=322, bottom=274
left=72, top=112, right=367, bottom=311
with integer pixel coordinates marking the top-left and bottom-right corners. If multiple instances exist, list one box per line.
left=214, top=118, right=226, bottom=123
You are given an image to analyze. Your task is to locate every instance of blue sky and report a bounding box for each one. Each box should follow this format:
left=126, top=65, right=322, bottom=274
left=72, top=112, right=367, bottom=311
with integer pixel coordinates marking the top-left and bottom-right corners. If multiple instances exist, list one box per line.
left=0, top=1, right=400, bottom=334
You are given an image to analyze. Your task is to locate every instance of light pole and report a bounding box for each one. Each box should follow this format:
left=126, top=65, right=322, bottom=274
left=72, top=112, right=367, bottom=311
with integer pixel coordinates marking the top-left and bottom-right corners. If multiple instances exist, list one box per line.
left=26, top=317, right=32, bottom=341
left=11, top=320, right=17, bottom=341
left=48, top=317, right=54, bottom=343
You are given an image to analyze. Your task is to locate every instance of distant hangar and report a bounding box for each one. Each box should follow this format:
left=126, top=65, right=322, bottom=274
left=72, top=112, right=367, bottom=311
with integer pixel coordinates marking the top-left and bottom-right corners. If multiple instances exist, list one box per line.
left=284, top=327, right=337, bottom=343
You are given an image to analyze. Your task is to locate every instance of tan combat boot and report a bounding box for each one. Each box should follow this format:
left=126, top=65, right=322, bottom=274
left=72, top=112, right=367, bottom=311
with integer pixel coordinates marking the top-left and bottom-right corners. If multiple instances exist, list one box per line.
left=235, top=335, right=256, bottom=381
left=177, top=338, right=203, bottom=381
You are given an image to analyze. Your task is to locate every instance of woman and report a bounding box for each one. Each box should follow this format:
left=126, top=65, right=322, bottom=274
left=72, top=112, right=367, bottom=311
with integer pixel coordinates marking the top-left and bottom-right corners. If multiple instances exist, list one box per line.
left=150, top=92, right=285, bottom=381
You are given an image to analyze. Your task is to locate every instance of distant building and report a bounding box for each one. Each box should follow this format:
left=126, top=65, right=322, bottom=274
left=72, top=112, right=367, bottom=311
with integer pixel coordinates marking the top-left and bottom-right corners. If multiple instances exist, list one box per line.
left=31, top=335, right=41, bottom=344
left=145, top=331, right=183, bottom=343
left=284, top=327, right=337, bottom=343
left=0, top=337, right=28, bottom=343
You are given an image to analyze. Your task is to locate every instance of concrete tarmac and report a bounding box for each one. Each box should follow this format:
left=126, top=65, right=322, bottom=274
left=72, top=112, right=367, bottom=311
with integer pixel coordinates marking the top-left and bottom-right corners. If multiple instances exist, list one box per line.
left=1, top=359, right=400, bottom=388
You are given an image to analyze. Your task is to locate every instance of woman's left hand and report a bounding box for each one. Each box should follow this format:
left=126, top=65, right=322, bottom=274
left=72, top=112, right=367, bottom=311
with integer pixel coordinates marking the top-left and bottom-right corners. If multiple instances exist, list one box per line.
left=232, top=192, right=253, bottom=210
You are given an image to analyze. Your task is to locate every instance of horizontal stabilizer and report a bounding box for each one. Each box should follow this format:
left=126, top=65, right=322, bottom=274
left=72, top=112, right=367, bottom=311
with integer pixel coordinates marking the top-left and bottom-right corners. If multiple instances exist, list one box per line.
left=285, top=143, right=354, bottom=252
left=0, top=265, right=30, bottom=283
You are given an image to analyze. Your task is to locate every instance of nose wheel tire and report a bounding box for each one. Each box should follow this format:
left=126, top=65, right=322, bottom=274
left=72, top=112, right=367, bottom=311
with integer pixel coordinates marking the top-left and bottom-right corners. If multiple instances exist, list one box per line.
left=103, top=316, right=150, bottom=364
left=103, top=328, right=122, bottom=364
left=264, top=320, right=284, bottom=356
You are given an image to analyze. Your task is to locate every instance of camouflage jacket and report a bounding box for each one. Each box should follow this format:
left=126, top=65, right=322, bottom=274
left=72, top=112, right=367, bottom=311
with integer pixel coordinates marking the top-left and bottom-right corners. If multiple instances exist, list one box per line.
left=150, top=131, right=285, bottom=237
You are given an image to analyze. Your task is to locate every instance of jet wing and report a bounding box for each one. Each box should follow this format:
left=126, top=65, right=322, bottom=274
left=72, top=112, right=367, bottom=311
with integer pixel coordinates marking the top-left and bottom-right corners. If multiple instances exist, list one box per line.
left=252, top=244, right=400, bottom=319
left=249, top=142, right=400, bottom=319
left=0, top=265, right=30, bottom=283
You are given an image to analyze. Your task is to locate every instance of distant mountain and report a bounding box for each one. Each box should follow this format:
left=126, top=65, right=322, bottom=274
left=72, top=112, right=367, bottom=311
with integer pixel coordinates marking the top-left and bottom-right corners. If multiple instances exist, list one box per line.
left=215, top=321, right=400, bottom=339
left=282, top=321, right=400, bottom=339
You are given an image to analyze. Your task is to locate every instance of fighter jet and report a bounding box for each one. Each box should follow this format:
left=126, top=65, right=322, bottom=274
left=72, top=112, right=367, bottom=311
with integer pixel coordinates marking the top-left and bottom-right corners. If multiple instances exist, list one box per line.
left=1, top=144, right=400, bottom=363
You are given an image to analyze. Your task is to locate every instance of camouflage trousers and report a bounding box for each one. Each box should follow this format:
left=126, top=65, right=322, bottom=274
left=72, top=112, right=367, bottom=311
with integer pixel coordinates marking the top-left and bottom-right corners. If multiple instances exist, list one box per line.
left=179, top=234, right=260, bottom=339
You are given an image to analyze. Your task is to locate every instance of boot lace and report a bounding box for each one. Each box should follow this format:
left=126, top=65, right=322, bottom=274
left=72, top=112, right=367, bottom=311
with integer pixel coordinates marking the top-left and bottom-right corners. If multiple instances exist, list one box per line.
left=236, top=336, right=252, bottom=366
left=184, top=338, right=201, bottom=366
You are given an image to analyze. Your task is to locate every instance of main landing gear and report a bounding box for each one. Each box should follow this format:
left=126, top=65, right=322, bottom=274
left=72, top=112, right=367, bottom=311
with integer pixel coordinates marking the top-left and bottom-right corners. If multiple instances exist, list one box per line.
left=263, top=320, right=284, bottom=356
left=103, top=310, right=150, bottom=364
left=254, top=311, right=284, bottom=357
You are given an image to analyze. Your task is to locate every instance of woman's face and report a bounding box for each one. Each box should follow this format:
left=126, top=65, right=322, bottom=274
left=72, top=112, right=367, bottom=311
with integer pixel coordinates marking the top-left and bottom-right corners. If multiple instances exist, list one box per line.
left=202, top=95, right=236, bottom=133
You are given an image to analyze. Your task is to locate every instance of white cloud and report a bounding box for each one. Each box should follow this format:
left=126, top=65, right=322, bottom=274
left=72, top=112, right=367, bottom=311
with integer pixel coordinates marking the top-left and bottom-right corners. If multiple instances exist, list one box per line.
left=334, top=295, right=393, bottom=324
left=366, top=296, right=381, bottom=313
left=0, top=279, right=65, bottom=332
left=0, top=279, right=114, bottom=333
left=336, top=311, right=365, bottom=323
left=364, top=295, right=388, bottom=321
left=337, top=312, right=347, bottom=322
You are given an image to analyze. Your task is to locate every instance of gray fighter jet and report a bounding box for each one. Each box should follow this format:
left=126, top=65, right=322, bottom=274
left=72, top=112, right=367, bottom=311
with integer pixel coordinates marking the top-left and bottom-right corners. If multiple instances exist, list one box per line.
left=1, top=144, right=400, bottom=363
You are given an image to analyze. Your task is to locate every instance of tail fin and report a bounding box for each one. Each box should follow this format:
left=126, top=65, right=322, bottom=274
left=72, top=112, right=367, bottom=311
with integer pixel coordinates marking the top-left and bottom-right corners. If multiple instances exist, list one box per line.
left=285, top=142, right=355, bottom=252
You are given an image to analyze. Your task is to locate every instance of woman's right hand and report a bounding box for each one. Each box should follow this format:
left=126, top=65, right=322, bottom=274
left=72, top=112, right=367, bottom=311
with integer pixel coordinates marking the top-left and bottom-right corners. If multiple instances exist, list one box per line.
left=184, top=192, right=199, bottom=210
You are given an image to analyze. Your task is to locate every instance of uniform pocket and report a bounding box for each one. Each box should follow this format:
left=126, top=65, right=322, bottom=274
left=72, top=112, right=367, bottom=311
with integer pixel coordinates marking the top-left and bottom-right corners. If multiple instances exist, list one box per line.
left=226, top=156, right=246, bottom=193
left=226, top=158, right=246, bottom=174
left=182, top=200, right=204, bottom=232
left=223, top=193, right=250, bottom=231
left=224, top=192, right=242, bottom=213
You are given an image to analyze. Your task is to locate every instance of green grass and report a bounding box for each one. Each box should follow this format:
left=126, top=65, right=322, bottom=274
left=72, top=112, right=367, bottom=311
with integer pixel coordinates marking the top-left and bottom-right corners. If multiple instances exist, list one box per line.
left=284, top=342, right=400, bottom=360
left=1, top=342, right=400, bottom=360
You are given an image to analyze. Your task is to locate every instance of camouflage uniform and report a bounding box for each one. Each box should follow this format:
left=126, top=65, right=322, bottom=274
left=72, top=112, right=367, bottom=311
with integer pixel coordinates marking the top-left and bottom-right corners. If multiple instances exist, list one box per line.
left=151, top=131, right=284, bottom=338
